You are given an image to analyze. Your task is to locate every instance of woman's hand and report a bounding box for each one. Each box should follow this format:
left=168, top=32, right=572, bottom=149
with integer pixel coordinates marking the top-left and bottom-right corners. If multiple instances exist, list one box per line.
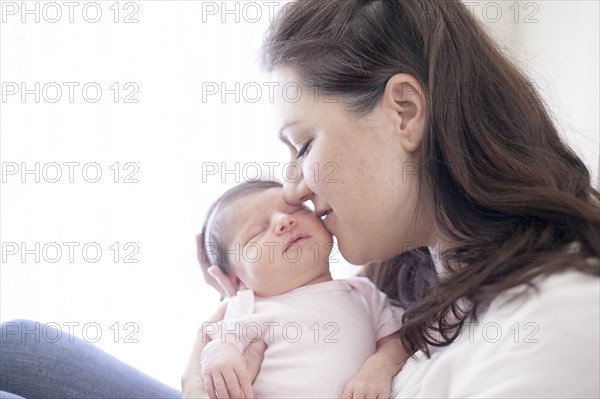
left=196, top=234, right=237, bottom=298
left=181, top=304, right=266, bottom=398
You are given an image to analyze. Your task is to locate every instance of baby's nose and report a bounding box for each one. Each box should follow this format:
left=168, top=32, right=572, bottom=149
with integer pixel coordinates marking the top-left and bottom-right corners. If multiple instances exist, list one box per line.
left=275, top=214, right=297, bottom=234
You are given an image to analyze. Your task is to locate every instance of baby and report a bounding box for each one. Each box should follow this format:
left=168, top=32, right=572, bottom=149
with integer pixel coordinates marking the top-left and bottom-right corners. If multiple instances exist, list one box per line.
left=200, top=180, right=409, bottom=398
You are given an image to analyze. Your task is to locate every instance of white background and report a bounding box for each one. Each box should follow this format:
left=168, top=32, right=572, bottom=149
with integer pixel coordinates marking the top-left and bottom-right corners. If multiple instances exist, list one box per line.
left=1, top=0, right=598, bottom=390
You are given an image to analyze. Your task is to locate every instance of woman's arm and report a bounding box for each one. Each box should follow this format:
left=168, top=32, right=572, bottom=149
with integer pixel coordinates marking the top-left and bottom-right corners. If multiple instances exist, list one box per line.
left=181, top=302, right=227, bottom=399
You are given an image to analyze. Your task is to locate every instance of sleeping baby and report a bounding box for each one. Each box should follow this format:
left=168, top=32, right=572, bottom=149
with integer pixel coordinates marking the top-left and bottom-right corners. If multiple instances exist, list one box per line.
left=200, top=180, right=409, bottom=398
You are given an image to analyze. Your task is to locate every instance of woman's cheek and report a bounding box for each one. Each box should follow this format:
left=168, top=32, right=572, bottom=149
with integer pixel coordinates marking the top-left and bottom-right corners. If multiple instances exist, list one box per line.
left=298, top=156, right=315, bottom=190
left=304, top=151, right=333, bottom=191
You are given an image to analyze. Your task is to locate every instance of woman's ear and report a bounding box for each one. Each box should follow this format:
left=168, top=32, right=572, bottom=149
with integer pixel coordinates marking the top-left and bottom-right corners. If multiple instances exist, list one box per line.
left=383, top=73, right=427, bottom=153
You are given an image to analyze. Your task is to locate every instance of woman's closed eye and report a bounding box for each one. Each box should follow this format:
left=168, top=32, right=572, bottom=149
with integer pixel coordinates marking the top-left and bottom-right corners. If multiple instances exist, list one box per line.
left=285, top=203, right=311, bottom=215
left=293, top=206, right=312, bottom=214
left=296, top=139, right=313, bottom=158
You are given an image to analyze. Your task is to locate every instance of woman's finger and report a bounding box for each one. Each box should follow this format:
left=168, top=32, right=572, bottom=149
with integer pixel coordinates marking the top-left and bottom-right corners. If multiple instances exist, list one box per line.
left=196, top=234, right=228, bottom=296
left=208, top=265, right=237, bottom=298
left=233, top=361, right=254, bottom=399
left=243, top=340, right=266, bottom=383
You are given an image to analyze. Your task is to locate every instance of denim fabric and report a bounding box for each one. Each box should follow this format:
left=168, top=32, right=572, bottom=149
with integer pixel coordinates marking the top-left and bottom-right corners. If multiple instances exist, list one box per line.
left=0, top=391, right=25, bottom=399
left=0, top=320, right=180, bottom=399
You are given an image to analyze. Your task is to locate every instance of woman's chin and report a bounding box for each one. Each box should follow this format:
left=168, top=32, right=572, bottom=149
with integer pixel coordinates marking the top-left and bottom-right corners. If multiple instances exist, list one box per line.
left=336, top=240, right=372, bottom=265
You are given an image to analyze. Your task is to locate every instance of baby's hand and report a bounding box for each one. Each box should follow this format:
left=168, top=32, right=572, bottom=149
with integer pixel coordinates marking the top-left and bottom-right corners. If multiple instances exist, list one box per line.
left=341, top=356, right=397, bottom=399
left=201, top=340, right=254, bottom=399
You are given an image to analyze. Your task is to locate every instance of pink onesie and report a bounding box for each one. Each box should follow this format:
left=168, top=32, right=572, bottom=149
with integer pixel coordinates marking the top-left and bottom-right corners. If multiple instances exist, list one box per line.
left=205, top=276, right=403, bottom=398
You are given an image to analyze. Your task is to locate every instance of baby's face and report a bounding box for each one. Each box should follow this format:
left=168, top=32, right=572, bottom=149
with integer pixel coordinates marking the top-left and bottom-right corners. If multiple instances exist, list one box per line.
left=222, top=187, right=333, bottom=296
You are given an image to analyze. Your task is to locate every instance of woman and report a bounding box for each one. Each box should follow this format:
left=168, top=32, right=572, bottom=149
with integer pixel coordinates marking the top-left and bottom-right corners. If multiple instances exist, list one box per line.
left=185, top=0, right=599, bottom=397
left=2, top=0, right=598, bottom=397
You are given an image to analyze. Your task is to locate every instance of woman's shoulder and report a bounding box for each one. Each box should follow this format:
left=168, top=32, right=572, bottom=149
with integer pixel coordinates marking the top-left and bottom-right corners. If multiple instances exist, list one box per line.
left=465, top=269, right=599, bottom=396
left=479, top=269, right=599, bottom=353
left=392, top=269, right=600, bottom=398
left=488, top=268, right=599, bottom=318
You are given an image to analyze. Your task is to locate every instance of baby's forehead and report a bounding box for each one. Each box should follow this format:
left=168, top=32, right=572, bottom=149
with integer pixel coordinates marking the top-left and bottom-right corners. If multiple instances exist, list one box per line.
left=230, top=188, right=282, bottom=218
left=218, top=187, right=283, bottom=234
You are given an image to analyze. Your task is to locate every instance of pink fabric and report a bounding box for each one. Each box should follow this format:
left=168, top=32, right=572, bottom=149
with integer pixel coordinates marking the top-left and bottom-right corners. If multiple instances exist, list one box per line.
left=206, top=277, right=403, bottom=398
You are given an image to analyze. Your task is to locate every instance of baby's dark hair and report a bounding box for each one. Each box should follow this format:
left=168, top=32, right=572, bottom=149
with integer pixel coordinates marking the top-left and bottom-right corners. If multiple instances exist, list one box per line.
left=201, top=180, right=283, bottom=274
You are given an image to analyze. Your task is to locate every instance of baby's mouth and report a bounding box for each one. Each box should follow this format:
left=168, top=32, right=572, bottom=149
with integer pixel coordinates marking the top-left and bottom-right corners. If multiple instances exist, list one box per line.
left=283, top=234, right=310, bottom=254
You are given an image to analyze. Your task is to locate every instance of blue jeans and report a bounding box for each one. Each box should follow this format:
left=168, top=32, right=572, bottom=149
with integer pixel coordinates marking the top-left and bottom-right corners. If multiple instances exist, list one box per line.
left=0, top=320, right=181, bottom=399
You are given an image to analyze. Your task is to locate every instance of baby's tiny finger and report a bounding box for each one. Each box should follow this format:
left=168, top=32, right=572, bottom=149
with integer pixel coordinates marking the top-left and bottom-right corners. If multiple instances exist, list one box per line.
left=352, top=388, right=366, bottom=399
left=212, top=373, right=229, bottom=399
left=234, top=363, right=254, bottom=399
left=222, top=369, right=243, bottom=398
left=341, top=386, right=353, bottom=399
left=204, top=373, right=217, bottom=399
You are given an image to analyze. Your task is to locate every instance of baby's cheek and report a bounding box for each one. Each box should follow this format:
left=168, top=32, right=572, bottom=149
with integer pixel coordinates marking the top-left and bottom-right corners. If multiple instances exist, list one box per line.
left=243, top=243, right=261, bottom=262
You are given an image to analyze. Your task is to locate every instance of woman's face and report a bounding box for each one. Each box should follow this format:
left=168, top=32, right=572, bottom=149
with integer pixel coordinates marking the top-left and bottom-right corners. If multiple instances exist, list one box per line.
left=273, top=68, right=434, bottom=264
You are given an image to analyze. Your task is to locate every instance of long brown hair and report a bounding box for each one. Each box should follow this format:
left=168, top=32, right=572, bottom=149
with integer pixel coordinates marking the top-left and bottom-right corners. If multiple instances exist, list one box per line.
left=262, top=0, right=600, bottom=355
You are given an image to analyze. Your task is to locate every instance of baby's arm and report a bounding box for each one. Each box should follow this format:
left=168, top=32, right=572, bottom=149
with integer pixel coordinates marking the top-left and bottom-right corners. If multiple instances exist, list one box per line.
left=342, top=332, right=409, bottom=399
left=201, top=339, right=255, bottom=399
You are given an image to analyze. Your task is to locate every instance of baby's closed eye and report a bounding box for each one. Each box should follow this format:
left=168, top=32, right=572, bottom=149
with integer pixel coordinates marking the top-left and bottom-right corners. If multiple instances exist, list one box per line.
left=246, top=224, right=269, bottom=244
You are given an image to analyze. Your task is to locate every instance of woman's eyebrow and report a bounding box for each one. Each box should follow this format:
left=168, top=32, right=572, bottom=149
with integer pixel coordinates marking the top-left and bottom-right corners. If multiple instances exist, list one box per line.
left=278, top=121, right=299, bottom=142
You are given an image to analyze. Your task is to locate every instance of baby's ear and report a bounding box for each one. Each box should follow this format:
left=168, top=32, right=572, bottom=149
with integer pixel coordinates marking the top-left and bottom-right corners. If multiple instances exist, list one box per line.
left=207, top=266, right=239, bottom=297
left=237, top=280, right=249, bottom=290
left=230, top=274, right=248, bottom=291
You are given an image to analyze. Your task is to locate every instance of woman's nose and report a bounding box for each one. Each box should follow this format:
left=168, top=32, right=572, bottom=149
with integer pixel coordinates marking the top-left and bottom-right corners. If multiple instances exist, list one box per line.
left=282, top=170, right=313, bottom=205
left=274, top=213, right=297, bottom=235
